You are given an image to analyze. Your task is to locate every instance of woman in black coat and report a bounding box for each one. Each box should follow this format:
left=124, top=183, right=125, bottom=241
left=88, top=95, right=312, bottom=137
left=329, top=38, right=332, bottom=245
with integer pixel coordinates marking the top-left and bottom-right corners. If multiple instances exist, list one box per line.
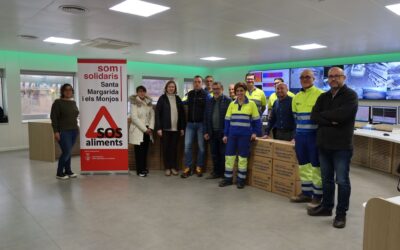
left=155, top=80, right=186, bottom=176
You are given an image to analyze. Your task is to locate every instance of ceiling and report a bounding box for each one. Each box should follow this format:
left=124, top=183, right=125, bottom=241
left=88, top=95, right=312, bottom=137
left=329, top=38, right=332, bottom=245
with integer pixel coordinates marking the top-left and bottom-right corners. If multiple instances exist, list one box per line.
left=1, top=0, right=400, bottom=67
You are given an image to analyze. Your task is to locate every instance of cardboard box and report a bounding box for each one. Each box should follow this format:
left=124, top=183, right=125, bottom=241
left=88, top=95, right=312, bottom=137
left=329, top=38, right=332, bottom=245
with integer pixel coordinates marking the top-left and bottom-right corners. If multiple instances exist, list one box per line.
left=253, top=139, right=273, bottom=158
left=272, top=140, right=297, bottom=163
left=272, top=176, right=302, bottom=198
left=272, top=159, right=299, bottom=180
left=251, top=173, right=272, bottom=192
left=250, top=156, right=272, bottom=176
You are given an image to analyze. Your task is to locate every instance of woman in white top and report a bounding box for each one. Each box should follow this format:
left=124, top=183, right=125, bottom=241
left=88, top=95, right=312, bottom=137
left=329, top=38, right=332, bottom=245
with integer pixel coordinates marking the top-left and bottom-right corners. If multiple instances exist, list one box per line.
left=129, top=86, right=155, bottom=177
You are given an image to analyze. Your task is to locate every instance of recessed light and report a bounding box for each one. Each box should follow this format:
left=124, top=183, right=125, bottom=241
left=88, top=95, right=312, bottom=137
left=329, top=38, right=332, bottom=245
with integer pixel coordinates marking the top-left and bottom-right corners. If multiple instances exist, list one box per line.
left=291, top=43, right=327, bottom=50
left=200, top=57, right=226, bottom=61
left=236, top=30, right=279, bottom=40
left=43, top=36, right=80, bottom=44
left=386, top=3, right=400, bottom=15
left=147, top=50, right=176, bottom=55
left=109, top=0, right=170, bottom=17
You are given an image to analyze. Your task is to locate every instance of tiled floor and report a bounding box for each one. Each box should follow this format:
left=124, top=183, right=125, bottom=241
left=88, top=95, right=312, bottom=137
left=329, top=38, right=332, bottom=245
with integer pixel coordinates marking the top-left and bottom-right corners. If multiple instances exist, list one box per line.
left=0, top=150, right=398, bottom=250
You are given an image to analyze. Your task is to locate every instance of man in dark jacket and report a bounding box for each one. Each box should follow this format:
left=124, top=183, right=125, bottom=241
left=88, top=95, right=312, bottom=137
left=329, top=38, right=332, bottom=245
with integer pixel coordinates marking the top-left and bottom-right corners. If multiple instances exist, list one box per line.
left=181, top=76, right=210, bottom=178
left=309, top=67, right=358, bottom=229
left=204, top=82, right=231, bottom=179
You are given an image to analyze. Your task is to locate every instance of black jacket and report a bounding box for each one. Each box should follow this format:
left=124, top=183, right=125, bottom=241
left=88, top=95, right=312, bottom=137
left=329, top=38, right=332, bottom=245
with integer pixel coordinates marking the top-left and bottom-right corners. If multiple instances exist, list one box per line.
left=155, top=94, right=186, bottom=131
left=185, top=89, right=208, bottom=123
left=311, top=84, right=358, bottom=150
left=203, top=95, right=232, bottom=135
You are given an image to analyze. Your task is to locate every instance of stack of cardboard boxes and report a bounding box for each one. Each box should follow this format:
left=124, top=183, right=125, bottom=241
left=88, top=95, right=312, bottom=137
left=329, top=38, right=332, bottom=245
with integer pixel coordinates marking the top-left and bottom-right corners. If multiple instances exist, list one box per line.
left=248, top=138, right=301, bottom=198
left=249, top=139, right=273, bottom=190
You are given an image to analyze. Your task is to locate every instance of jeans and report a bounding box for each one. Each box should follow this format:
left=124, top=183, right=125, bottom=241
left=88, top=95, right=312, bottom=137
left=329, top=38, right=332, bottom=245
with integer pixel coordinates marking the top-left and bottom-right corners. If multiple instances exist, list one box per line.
left=210, top=130, right=226, bottom=177
left=184, top=122, right=205, bottom=169
left=134, top=134, right=150, bottom=174
left=319, top=148, right=353, bottom=216
left=57, top=129, right=78, bottom=176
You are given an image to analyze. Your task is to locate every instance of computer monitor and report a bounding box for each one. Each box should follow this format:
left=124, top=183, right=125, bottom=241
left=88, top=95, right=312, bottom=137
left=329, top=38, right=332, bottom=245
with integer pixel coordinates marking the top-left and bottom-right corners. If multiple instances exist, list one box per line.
left=372, top=106, right=397, bottom=124
left=355, top=106, right=370, bottom=122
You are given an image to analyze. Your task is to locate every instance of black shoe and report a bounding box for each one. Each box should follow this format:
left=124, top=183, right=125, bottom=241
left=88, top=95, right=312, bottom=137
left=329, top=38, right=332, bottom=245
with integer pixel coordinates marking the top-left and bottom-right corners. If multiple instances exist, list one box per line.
left=143, top=169, right=149, bottom=174
left=219, top=179, right=233, bottom=187
left=138, top=172, right=147, bottom=177
left=236, top=182, right=245, bottom=189
left=333, top=215, right=346, bottom=228
left=307, top=205, right=332, bottom=216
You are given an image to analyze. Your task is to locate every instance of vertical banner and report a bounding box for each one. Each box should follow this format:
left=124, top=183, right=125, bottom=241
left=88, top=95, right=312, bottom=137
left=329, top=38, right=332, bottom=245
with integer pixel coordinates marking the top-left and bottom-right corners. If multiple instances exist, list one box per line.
left=78, top=59, right=128, bottom=172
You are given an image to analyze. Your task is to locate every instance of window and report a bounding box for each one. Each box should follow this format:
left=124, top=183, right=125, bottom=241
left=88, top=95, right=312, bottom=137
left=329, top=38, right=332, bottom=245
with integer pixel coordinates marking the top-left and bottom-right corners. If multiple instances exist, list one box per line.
left=183, top=78, right=194, bottom=97
left=20, top=70, right=75, bottom=121
left=127, top=75, right=134, bottom=114
left=0, top=69, right=7, bottom=123
left=141, top=76, right=173, bottom=102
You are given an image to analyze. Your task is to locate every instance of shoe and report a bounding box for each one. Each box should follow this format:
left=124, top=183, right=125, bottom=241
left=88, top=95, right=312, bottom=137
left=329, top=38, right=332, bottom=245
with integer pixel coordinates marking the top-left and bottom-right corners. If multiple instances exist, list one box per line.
left=290, top=193, right=312, bottom=203
left=171, top=168, right=179, bottom=176
left=165, top=169, right=171, bottom=176
left=56, top=174, right=69, bottom=180
left=181, top=168, right=191, bottom=178
left=138, top=172, right=147, bottom=177
left=66, top=173, right=78, bottom=178
left=236, top=182, right=245, bottom=189
left=143, top=169, right=149, bottom=174
left=333, top=215, right=346, bottom=228
left=195, top=166, right=203, bottom=177
left=307, top=205, right=332, bottom=216
left=206, top=173, right=221, bottom=179
left=219, top=179, right=233, bottom=187
left=307, top=197, right=322, bottom=208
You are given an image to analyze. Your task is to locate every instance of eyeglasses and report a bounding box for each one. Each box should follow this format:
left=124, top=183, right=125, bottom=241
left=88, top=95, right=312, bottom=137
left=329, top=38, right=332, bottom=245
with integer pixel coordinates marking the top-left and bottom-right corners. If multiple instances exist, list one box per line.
left=328, top=75, right=345, bottom=79
left=299, top=76, right=313, bottom=80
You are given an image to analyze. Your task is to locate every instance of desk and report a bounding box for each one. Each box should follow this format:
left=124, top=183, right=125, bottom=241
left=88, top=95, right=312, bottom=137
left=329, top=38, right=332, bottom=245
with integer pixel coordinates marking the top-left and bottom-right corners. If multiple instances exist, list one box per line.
left=352, top=129, right=400, bottom=175
left=28, top=120, right=80, bottom=162
left=363, top=197, right=400, bottom=250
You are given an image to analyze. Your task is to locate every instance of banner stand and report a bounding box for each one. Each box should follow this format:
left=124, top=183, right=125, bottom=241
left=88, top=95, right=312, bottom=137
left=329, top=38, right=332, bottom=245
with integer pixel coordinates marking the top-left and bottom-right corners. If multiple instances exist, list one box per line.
left=78, top=58, right=129, bottom=174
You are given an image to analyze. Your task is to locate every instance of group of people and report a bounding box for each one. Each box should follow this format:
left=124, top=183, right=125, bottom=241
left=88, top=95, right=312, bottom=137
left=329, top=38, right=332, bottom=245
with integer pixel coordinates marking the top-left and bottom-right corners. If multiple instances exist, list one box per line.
left=51, top=67, right=358, bottom=229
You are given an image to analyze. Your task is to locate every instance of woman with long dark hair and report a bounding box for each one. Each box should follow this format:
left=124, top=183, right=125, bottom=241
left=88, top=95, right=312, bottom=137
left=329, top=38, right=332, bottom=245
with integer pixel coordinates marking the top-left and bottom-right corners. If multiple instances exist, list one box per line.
left=50, top=83, right=79, bottom=180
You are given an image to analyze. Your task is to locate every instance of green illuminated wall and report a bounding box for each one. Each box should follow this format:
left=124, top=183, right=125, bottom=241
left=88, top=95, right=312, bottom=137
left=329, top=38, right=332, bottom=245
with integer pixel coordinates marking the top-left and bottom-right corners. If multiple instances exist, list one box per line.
left=0, top=50, right=211, bottom=151
left=2, top=49, right=400, bottom=151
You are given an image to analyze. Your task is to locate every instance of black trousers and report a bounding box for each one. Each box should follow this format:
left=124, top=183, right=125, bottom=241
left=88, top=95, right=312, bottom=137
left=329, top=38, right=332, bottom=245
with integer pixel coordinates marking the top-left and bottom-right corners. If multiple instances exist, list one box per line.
left=134, top=134, right=150, bottom=174
left=161, top=130, right=179, bottom=170
left=210, top=130, right=226, bottom=177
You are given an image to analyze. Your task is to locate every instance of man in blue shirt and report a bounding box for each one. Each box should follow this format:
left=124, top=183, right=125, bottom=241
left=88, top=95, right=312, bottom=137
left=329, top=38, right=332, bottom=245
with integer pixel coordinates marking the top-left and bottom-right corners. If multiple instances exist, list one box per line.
left=263, top=83, right=295, bottom=141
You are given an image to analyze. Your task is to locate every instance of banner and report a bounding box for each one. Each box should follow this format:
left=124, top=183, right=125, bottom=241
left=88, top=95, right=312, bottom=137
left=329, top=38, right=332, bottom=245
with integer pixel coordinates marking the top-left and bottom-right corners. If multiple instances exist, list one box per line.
left=78, top=59, right=128, bottom=172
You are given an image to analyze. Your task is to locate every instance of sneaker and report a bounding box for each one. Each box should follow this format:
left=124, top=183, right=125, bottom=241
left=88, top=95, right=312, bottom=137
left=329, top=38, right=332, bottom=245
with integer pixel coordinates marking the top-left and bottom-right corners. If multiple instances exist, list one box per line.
left=219, top=179, right=233, bottom=187
left=171, top=168, right=179, bottom=176
left=195, top=166, right=203, bottom=177
left=138, top=172, right=147, bottom=177
left=66, top=173, right=78, bottom=178
left=290, top=193, right=312, bottom=203
left=307, top=198, right=322, bottom=208
left=307, top=205, right=332, bottom=216
left=333, top=215, right=346, bottom=228
left=143, top=169, right=149, bottom=174
left=236, top=182, right=245, bottom=189
left=56, top=174, right=69, bottom=180
left=180, top=168, right=191, bottom=178
left=165, top=169, right=171, bottom=176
